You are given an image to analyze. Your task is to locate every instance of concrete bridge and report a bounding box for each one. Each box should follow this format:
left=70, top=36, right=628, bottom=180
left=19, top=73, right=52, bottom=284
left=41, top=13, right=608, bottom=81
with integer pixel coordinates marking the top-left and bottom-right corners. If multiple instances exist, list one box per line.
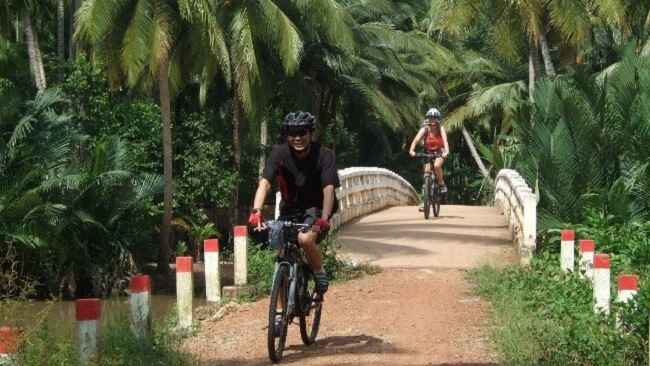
left=323, top=167, right=537, bottom=267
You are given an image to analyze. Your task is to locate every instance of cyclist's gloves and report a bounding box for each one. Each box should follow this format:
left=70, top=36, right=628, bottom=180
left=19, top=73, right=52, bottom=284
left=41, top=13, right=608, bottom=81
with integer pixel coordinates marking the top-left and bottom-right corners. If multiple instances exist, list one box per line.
left=313, top=218, right=330, bottom=233
left=247, top=209, right=263, bottom=226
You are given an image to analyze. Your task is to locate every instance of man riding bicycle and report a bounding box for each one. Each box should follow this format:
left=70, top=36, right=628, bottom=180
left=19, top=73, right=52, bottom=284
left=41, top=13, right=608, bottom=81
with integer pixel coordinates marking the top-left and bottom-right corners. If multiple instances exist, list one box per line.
left=248, top=111, right=340, bottom=294
left=409, top=108, right=450, bottom=211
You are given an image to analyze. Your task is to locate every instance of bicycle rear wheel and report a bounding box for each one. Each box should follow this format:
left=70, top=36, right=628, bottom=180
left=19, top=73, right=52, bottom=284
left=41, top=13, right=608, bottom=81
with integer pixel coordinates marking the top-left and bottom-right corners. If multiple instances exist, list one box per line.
left=268, top=265, right=290, bottom=362
left=299, top=265, right=322, bottom=345
left=432, top=181, right=441, bottom=217
left=423, top=175, right=432, bottom=219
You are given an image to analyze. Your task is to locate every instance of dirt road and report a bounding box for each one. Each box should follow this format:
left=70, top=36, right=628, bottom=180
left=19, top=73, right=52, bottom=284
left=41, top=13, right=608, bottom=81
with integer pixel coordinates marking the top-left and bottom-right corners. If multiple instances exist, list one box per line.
left=183, top=205, right=515, bottom=365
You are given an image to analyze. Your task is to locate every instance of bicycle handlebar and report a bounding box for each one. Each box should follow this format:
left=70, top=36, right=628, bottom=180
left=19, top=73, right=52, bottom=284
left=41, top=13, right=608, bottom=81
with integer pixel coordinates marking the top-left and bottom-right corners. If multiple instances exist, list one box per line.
left=265, top=220, right=311, bottom=229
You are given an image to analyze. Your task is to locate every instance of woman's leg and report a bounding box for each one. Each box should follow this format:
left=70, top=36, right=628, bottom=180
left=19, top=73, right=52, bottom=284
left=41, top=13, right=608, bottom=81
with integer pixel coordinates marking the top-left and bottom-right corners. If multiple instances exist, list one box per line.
left=433, top=157, right=444, bottom=183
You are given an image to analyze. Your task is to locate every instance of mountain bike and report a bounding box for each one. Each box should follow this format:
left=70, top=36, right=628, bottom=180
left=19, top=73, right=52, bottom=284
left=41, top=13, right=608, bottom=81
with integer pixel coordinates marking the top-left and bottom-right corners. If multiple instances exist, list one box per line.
left=415, top=152, right=443, bottom=219
left=262, top=220, right=324, bottom=363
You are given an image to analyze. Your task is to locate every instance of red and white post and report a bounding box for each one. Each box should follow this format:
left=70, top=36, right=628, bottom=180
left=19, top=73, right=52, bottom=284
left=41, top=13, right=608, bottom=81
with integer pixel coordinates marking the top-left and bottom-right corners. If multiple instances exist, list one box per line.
left=130, top=275, right=151, bottom=339
left=593, top=254, right=610, bottom=314
left=76, top=298, right=100, bottom=365
left=617, top=275, right=638, bottom=304
left=560, top=229, right=575, bottom=273
left=204, top=239, right=221, bottom=303
left=234, top=226, right=248, bottom=286
left=0, top=327, right=23, bottom=363
left=578, top=239, right=595, bottom=280
left=176, top=256, right=193, bottom=330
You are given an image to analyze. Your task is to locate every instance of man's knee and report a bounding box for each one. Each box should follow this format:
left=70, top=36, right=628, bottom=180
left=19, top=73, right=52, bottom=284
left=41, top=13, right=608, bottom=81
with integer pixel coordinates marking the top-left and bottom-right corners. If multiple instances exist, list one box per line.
left=298, top=231, right=318, bottom=247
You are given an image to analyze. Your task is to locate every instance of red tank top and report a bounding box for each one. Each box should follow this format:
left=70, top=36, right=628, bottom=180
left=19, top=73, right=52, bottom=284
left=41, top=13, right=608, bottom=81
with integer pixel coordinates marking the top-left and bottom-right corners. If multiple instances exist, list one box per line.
left=424, top=128, right=443, bottom=151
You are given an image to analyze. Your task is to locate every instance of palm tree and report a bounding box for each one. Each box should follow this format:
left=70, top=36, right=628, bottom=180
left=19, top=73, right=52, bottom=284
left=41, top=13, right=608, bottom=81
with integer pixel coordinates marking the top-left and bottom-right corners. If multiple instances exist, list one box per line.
left=57, top=0, right=64, bottom=61
left=512, top=43, right=650, bottom=230
left=216, top=0, right=303, bottom=219
left=1, top=0, right=48, bottom=92
left=76, top=0, right=229, bottom=272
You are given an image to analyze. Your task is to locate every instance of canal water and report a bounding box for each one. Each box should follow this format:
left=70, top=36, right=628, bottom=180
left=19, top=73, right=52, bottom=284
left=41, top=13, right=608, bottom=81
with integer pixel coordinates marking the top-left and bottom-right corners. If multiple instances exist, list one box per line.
left=2, top=262, right=233, bottom=337
left=3, top=295, right=209, bottom=337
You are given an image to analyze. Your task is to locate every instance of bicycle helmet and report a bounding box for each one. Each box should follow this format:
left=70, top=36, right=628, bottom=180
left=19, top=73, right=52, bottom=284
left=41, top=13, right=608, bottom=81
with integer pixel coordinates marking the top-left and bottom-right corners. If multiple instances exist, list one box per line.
left=282, top=111, right=317, bottom=128
left=425, top=108, right=441, bottom=118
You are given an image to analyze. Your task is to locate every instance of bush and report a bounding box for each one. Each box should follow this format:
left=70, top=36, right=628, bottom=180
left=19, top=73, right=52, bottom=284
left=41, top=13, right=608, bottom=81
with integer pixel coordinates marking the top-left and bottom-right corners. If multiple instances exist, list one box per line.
left=243, top=234, right=380, bottom=301
left=468, top=251, right=649, bottom=365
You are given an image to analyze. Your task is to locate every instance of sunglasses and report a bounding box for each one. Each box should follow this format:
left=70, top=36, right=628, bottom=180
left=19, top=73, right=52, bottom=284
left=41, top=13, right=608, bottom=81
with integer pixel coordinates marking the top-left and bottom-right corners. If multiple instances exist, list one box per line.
left=287, top=129, right=310, bottom=137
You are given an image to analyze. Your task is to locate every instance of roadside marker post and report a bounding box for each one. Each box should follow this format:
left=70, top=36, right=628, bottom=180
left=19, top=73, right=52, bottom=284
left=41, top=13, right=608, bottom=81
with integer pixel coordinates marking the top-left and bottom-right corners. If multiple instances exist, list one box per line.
left=76, top=298, right=100, bottom=365
left=204, top=239, right=221, bottom=303
left=176, top=256, right=194, bottom=330
left=578, top=239, right=595, bottom=280
left=593, top=254, right=611, bottom=314
left=130, top=275, right=151, bottom=339
left=560, top=230, right=575, bottom=273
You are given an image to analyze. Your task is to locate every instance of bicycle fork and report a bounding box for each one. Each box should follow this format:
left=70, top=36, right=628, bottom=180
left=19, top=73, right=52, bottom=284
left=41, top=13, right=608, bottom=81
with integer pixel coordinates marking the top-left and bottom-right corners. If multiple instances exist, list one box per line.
left=272, top=261, right=299, bottom=316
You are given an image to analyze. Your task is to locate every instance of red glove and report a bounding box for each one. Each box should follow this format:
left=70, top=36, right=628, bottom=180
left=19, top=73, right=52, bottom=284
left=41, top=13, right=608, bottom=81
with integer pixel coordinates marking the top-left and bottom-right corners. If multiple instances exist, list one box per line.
left=313, top=218, right=330, bottom=233
left=248, top=210, right=263, bottom=226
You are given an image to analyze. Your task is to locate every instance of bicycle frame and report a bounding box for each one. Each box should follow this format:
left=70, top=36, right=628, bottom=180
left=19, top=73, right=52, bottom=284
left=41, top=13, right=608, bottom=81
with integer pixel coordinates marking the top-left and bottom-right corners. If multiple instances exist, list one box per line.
left=269, top=222, right=311, bottom=315
left=414, top=152, right=444, bottom=218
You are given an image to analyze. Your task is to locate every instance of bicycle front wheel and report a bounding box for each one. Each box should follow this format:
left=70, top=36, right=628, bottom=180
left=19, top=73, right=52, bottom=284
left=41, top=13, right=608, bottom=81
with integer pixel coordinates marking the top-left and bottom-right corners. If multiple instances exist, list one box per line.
left=299, top=265, right=322, bottom=345
left=423, top=175, right=432, bottom=219
left=268, top=265, right=290, bottom=363
left=432, top=181, right=441, bottom=217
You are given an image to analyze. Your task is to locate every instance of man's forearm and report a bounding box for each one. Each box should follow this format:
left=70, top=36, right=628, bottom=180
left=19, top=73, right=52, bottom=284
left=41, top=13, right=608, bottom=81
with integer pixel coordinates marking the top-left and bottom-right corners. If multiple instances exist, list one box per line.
left=253, top=179, right=272, bottom=211
left=321, top=185, right=336, bottom=219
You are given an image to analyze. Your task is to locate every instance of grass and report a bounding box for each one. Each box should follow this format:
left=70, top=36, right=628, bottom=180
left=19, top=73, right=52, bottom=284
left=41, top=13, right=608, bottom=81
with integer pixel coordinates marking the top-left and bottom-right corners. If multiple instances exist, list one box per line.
left=242, top=234, right=382, bottom=302
left=467, top=256, right=649, bottom=366
left=20, top=308, right=198, bottom=366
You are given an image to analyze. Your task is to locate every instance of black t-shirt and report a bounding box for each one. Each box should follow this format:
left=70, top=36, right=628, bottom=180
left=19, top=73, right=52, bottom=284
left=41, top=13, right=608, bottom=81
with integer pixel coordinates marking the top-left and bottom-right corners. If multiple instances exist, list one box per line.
left=262, top=142, right=340, bottom=215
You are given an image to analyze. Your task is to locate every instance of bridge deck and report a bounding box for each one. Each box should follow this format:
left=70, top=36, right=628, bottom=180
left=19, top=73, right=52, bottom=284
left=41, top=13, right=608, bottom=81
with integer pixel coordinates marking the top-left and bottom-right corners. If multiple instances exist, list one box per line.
left=335, top=205, right=515, bottom=269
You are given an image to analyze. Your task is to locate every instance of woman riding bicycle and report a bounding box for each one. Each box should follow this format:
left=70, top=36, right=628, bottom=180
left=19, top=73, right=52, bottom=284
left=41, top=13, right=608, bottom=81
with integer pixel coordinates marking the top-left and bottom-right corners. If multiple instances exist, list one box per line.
left=409, top=108, right=450, bottom=209
left=248, top=110, right=340, bottom=294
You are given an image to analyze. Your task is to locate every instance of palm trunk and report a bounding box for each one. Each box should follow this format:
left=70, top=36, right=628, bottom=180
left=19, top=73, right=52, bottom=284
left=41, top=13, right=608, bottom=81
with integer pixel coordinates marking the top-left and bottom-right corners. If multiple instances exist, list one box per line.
left=157, top=59, right=173, bottom=273
left=440, top=86, right=491, bottom=182
left=461, top=127, right=492, bottom=183
left=232, top=100, right=242, bottom=224
left=57, top=0, right=65, bottom=61
left=539, top=32, right=556, bottom=77
left=329, top=95, right=338, bottom=153
left=528, top=39, right=541, bottom=100
left=68, top=0, right=77, bottom=59
left=24, top=13, right=45, bottom=92
left=258, top=115, right=268, bottom=180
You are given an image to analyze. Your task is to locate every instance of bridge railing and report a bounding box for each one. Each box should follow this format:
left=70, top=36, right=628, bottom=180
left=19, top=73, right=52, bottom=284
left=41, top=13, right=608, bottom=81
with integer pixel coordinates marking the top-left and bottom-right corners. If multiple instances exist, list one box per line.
left=494, top=169, right=537, bottom=265
left=275, top=167, right=419, bottom=231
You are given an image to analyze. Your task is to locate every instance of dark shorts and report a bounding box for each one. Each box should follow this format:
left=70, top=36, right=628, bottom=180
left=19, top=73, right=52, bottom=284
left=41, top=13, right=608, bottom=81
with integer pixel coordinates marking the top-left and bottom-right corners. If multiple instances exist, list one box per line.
left=420, top=149, right=444, bottom=164
left=277, top=207, right=327, bottom=244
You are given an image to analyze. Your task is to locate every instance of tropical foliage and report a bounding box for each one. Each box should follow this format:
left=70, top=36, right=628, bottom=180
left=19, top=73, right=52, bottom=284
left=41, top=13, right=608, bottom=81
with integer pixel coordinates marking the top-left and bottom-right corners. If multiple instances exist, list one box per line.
left=0, top=89, right=162, bottom=297
left=0, top=0, right=649, bottom=303
left=513, top=43, right=650, bottom=231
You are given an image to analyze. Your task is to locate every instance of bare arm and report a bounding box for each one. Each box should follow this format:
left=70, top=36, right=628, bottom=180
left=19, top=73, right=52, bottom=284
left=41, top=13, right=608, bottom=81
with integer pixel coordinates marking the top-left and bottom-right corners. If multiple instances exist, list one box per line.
left=321, top=184, right=336, bottom=220
left=252, top=178, right=272, bottom=212
left=441, top=126, right=450, bottom=158
left=409, top=128, right=426, bottom=156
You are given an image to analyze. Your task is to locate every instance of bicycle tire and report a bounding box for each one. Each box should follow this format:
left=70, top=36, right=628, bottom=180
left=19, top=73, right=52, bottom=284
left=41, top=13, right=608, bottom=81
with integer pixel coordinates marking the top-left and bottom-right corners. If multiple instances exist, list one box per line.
left=268, top=265, right=290, bottom=363
left=423, top=175, right=432, bottom=219
left=432, top=181, right=441, bottom=217
left=299, top=265, right=322, bottom=345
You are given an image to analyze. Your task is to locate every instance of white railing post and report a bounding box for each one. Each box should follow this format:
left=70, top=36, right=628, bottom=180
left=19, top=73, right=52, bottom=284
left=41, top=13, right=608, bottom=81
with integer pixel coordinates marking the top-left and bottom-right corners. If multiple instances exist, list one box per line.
left=495, top=169, right=537, bottom=265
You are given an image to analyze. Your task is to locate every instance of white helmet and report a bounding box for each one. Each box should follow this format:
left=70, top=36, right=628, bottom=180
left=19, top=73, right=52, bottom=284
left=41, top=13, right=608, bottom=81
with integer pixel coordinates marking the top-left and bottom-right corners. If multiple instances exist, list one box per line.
left=425, top=108, right=441, bottom=118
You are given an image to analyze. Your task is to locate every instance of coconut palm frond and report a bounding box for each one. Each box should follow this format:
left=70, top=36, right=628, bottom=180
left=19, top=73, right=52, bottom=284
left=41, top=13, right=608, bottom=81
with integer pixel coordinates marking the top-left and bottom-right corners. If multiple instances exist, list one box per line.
left=253, top=0, right=302, bottom=75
